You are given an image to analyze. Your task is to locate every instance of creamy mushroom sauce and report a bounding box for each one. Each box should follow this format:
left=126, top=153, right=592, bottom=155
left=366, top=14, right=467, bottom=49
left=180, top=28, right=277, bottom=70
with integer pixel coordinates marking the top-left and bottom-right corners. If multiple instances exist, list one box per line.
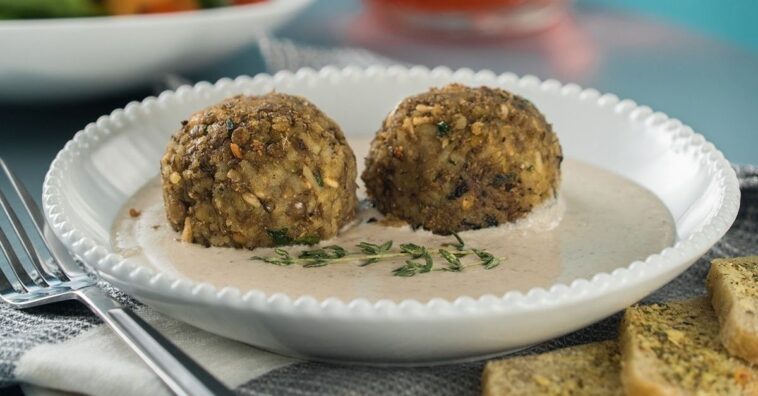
left=112, top=139, right=675, bottom=302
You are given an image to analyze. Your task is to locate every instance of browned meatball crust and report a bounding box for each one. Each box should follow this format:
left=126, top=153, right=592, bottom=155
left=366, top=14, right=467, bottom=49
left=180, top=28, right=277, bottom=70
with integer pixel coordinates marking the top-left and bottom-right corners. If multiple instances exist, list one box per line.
left=161, top=93, right=358, bottom=248
left=361, top=84, right=562, bottom=234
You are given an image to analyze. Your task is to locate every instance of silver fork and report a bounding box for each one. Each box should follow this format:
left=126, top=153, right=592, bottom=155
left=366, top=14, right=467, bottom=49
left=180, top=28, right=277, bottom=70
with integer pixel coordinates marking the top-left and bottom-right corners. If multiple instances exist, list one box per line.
left=0, top=158, right=234, bottom=396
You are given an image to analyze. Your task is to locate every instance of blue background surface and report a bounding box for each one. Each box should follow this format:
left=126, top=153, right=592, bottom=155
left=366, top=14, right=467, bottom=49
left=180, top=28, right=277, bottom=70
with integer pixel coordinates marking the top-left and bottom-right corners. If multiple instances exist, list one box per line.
left=582, top=0, right=758, bottom=51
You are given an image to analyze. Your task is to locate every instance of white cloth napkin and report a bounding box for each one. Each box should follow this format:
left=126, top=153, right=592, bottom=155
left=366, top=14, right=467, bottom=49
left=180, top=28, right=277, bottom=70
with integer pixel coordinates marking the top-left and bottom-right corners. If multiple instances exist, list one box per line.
left=17, top=308, right=297, bottom=395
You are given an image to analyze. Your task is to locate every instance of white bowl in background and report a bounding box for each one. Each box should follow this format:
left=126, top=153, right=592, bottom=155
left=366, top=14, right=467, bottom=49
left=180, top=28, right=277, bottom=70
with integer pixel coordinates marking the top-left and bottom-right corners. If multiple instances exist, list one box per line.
left=43, top=66, right=739, bottom=364
left=0, top=0, right=312, bottom=101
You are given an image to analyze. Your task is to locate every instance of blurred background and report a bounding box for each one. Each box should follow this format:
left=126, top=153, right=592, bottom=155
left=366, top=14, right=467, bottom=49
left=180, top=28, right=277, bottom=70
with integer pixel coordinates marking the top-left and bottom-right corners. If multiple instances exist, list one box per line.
left=1, top=0, right=756, bottom=200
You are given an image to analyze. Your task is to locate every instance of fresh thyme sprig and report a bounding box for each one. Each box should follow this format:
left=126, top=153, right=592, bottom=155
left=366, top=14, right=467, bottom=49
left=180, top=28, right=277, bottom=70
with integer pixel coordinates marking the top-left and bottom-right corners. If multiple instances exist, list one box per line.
left=357, top=241, right=393, bottom=266
left=441, top=232, right=466, bottom=251
left=438, top=248, right=464, bottom=272
left=472, top=248, right=500, bottom=270
left=250, top=234, right=503, bottom=277
left=393, top=243, right=434, bottom=277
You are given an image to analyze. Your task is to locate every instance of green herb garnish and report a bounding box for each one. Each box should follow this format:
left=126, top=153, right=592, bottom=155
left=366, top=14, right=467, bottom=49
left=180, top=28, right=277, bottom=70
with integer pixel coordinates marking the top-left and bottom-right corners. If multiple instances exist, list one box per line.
left=442, top=232, right=465, bottom=251
left=225, top=118, right=235, bottom=132
left=251, top=234, right=504, bottom=277
left=393, top=256, right=433, bottom=277
left=436, top=121, right=451, bottom=137
left=472, top=248, right=500, bottom=270
left=299, top=245, right=347, bottom=262
left=250, top=248, right=293, bottom=266
left=266, top=228, right=291, bottom=246
left=357, top=241, right=393, bottom=266
left=266, top=228, right=319, bottom=246
left=314, top=169, right=324, bottom=187
left=399, top=243, right=426, bottom=257
left=438, top=248, right=463, bottom=272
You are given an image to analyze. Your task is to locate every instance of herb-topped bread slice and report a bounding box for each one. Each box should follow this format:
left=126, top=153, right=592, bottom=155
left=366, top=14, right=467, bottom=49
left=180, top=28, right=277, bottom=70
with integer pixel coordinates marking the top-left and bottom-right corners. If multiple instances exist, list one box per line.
left=482, top=341, right=622, bottom=395
left=620, top=297, right=757, bottom=396
left=708, top=256, right=758, bottom=364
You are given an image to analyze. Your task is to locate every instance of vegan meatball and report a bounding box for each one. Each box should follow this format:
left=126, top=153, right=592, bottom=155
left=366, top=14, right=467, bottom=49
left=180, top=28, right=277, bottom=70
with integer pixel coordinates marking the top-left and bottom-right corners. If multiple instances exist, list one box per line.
left=362, top=84, right=562, bottom=235
left=161, top=93, right=358, bottom=248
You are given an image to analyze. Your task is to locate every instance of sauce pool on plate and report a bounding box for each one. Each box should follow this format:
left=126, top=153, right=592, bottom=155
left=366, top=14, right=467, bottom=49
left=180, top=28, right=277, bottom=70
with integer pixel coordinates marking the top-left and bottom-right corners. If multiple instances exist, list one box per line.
left=112, top=139, right=675, bottom=302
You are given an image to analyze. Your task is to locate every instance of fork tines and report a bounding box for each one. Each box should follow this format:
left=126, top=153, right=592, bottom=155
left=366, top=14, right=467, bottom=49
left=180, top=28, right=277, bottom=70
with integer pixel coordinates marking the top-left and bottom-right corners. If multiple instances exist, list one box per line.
left=0, top=158, right=75, bottom=294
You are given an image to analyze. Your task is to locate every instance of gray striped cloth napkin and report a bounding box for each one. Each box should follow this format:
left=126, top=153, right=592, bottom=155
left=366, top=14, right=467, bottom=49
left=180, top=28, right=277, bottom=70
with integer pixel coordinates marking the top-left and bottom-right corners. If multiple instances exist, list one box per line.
left=2, top=38, right=757, bottom=395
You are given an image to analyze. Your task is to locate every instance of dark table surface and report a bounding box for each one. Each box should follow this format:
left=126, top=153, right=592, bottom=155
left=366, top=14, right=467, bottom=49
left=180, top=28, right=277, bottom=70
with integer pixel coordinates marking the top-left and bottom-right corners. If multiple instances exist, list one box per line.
left=2, top=0, right=757, bottom=203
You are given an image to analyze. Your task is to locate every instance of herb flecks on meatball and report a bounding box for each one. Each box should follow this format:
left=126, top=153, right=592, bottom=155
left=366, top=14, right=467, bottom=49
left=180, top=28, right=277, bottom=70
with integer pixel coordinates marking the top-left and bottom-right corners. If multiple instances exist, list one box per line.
left=362, top=84, right=562, bottom=235
left=161, top=93, right=358, bottom=248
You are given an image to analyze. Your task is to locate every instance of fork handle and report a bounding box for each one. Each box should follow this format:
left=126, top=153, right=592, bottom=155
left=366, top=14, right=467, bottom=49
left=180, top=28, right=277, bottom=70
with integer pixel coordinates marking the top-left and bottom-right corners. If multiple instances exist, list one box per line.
left=77, top=287, right=234, bottom=396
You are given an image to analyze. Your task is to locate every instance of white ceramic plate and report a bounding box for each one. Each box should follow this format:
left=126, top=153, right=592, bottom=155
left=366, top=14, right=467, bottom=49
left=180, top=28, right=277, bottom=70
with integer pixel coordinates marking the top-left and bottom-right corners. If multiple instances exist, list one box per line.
left=43, top=66, right=740, bottom=364
left=0, top=0, right=311, bottom=101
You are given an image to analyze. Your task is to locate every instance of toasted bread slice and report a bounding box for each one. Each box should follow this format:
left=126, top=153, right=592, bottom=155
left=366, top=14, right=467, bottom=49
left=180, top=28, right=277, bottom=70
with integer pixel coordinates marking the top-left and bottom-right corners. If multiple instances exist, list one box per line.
left=620, top=297, right=757, bottom=396
left=708, top=256, right=758, bottom=364
left=482, top=341, right=622, bottom=395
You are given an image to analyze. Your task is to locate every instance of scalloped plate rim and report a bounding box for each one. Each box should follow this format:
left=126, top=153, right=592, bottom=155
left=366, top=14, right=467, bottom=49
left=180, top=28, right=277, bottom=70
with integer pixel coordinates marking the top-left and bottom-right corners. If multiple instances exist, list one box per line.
left=42, top=65, right=740, bottom=319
